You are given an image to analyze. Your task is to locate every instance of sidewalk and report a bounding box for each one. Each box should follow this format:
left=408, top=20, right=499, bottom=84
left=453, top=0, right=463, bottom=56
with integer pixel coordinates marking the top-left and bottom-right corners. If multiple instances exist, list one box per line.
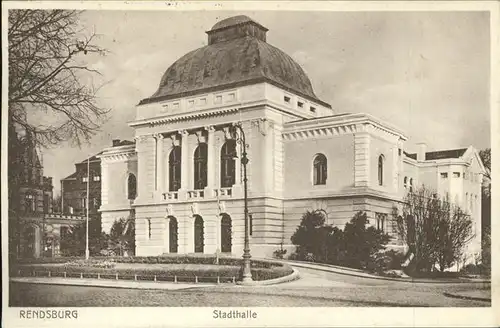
left=280, top=260, right=491, bottom=284
left=10, top=277, right=217, bottom=290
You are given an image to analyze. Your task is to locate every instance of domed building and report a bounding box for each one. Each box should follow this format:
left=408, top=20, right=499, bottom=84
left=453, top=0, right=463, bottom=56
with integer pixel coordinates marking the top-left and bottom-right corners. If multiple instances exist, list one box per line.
left=99, top=15, right=485, bottom=262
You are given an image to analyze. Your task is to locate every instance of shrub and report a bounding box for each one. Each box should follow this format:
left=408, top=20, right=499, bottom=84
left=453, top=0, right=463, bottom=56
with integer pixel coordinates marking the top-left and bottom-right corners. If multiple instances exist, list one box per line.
left=273, top=248, right=287, bottom=259
left=13, top=261, right=293, bottom=281
left=290, top=211, right=391, bottom=270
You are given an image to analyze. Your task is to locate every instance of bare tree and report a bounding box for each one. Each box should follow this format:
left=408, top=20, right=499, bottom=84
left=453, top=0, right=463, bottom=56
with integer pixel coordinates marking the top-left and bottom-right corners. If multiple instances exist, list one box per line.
left=435, top=200, right=473, bottom=272
left=8, top=9, right=109, bottom=147
left=393, top=186, right=473, bottom=273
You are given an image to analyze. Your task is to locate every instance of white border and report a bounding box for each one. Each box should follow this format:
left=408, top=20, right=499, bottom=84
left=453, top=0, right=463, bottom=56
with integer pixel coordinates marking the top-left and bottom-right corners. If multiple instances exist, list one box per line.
left=2, top=1, right=499, bottom=328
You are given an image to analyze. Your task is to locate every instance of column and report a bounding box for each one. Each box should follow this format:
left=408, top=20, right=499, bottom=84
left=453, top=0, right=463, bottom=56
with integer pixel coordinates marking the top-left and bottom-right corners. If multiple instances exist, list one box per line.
left=155, top=134, right=164, bottom=196
left=232, top=125, right=243, bottom=197
left=179, top=130, right=189, bottom=200
left=205, top=126, right=215, bottom=198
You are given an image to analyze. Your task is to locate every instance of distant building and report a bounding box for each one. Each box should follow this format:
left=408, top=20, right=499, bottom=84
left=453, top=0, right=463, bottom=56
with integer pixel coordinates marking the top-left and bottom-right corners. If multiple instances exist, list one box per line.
left=9, top=130, right=83, bottom=258
left=61, top=140, right=134, bottom=221
left=61, top=153, right=102, bottom=217
left=98, top=16, right=486, bottom=263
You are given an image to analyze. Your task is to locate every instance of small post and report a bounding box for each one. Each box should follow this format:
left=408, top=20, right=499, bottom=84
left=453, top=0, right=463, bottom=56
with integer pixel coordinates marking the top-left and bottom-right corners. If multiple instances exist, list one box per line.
left=174, top=275, right=177, bottom=283
left=48, top=271, right=51, bottom=277
left=154, top=275, right=157, bottom=282
left=115, top=273, right=118, bottom=280
left=80, top=273, right=83, bottom=279
left=195, top=276, right=198, bottom=284
left=232, top=276, right=235, bottom=284
left=18, top=269, right=21, bottom=276
left=97, top=273, right=100, bottom=279
left=33, top=271, right=36, bottom=277
left=217, top=276, right=220, bottom=284
left=64, top=272, right=67, bottom=278
left=134, top=274, right=137, bottom=281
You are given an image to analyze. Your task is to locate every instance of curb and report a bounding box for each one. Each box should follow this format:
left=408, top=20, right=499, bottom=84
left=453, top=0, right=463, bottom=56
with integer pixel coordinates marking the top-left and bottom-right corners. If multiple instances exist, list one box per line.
left=236, top=268, right=300, bottom=286
left=285, top=261, right=492, bottom=284
left=443, top=292, right=491, bottom=302
left=9, top=277, right=216, bottom=290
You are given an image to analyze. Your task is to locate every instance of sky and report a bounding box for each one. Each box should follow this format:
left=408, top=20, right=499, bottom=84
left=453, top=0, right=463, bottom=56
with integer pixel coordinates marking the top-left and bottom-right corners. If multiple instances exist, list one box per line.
left=39, top=10, right=491, bottom=195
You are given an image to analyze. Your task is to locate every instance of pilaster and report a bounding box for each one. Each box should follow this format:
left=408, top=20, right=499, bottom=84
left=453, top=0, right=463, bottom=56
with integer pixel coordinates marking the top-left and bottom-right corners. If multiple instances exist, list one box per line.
left=354, top=125, right=371, bottom=187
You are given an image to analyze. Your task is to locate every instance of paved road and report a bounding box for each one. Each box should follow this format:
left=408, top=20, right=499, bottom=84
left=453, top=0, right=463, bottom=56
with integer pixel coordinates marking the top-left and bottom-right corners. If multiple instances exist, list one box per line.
left=9, top=266, right=490, bottom=307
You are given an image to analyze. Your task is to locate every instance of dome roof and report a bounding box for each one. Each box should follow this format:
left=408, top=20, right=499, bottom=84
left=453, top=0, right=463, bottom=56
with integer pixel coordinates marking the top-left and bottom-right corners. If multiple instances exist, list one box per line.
left=140, top=16, right=330, bottom=108
left=211, top=15, right=265, bottom=31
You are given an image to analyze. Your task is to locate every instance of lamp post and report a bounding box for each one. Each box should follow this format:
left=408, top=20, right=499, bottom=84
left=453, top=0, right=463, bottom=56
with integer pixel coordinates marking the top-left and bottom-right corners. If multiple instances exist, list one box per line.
left=232, top=122, right=253, bottom=283
left=85, top=156, right=90, bottom=260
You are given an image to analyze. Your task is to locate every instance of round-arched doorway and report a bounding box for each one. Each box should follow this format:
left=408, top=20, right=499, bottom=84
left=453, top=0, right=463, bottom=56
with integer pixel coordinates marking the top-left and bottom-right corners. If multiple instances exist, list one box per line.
left=168, top=216, right=178, bottom=253
left=220, top=214, right=232, bottom=253
left=194, top=215, right=204, bottom=253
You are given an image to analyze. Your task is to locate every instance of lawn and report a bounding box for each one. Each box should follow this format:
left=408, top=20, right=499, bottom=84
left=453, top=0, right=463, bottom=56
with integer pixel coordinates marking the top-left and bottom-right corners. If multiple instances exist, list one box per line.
left=11, top=256, right=294, bottom=282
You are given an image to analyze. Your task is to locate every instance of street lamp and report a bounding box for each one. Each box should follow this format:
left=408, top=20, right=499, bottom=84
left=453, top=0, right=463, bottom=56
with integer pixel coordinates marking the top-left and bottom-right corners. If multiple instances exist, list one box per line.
left=232, top=122, right=252, bottom=283
left=85, top=156, right=90, bottom=260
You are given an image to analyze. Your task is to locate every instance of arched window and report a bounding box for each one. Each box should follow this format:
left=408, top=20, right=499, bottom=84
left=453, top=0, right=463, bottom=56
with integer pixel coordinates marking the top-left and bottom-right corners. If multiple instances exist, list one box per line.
left=127, top=173, right=137, bottom=200
left=403, top=177, right=408, bottom=189
left=193, top=143, right=208, bottom=190
left=378, top=155, right=384, bottom=186
left=409, top=178, right=413, bottom=193
left=220, top=140, right=236, bottom=188
left=169, top=146, right=182, bottom=191
left=313, top=154, right=327, bottom=185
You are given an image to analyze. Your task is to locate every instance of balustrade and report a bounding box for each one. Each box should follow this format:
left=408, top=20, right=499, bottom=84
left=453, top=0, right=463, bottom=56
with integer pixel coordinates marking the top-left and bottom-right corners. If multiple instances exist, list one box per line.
left=187, top=190, right=205, bottom=199
left=162, top=192, right=179, bottom=200
left=214, top=187, right=233, bottom=198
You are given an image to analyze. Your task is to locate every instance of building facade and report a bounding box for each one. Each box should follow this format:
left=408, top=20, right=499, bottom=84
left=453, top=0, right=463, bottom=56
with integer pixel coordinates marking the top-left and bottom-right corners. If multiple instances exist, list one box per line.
left=99, top=16, right=485, bottom=261
left=9, top=129, right=84, bottom=258
left=61, top=153, right=102, bottom=217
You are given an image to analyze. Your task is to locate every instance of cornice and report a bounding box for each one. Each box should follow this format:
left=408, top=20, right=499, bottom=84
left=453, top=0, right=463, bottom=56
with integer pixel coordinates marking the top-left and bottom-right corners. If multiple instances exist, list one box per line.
left=283, top=113, right=407, bottom=142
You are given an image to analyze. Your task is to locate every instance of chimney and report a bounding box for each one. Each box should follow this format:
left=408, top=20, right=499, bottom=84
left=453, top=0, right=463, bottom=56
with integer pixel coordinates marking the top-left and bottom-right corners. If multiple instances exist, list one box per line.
left=112, top=139, right=121, bottom=147
left=417, top=143, right=427, bottom=161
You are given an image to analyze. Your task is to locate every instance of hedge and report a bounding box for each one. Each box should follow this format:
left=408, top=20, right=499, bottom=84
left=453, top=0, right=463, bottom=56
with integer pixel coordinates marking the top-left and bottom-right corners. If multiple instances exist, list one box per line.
left=12, top=263, right=293, bottom=282
left=14, top=255, right=283, bottom=269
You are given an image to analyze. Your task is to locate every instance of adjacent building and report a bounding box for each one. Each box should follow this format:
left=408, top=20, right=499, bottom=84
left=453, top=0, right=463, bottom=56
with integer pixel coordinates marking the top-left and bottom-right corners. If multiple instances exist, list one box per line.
left=99, top=15, right=486, bottom=261
left=9, top=129, right=84, bottom=258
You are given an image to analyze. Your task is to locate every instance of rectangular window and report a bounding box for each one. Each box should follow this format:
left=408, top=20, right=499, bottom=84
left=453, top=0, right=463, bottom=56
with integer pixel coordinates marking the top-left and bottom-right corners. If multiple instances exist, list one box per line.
left=440, top=172, right=448, bottom=179
left=284, top=96, right=291, bottom=104
left=227, top=93, right=236, bottom=101
left=147, top=219, right=152, bottom=240
left=93, top=175, right=101, bottom=181
left=214, top=95, right=222, bottom=104
left=453, top=172, right=460, bottom=178
left=249, top=214, right=253, bottom=236
left=310, top=106, right=316, bottom=113
left=173, top=102, right=180, bottom=109
left=297, top=101, right=304, bottom=108
left=82, top=176, right=88, bottom=182
left=188, top=100, right=195, bottom=108
left=398, top=148, right=402, bottom=156
left=199, top=98, right=207, bottom=105
left=162, top=104, right=169, bottom=109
